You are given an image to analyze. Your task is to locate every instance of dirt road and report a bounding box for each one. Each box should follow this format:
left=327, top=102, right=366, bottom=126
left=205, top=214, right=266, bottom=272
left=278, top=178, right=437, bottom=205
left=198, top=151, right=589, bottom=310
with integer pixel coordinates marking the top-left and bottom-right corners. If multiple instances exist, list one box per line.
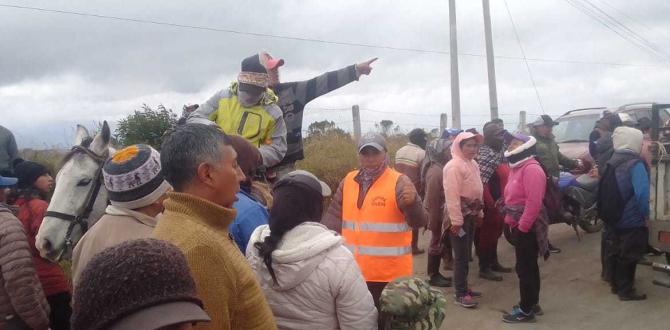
left=411, top=225, right=670, bottom=329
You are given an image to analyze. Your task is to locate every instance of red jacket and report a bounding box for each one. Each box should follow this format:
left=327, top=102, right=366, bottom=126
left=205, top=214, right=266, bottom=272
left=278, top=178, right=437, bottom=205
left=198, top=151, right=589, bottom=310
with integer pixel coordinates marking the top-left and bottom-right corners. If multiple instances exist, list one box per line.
left=16, top=198, right=70, bottom=296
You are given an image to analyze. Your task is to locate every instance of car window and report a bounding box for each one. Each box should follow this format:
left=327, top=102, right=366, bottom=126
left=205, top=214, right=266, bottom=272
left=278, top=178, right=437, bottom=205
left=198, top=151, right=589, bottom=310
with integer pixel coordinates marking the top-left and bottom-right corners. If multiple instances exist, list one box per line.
left=553, top=114, right=600, bottom=143
left=624, top=107, right=670, bottom=123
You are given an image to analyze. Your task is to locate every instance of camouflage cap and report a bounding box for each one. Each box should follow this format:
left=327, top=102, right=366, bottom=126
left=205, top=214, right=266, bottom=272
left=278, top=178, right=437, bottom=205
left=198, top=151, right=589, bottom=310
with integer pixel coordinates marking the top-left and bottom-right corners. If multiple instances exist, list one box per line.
left=380, top=277, right=447, bottom=330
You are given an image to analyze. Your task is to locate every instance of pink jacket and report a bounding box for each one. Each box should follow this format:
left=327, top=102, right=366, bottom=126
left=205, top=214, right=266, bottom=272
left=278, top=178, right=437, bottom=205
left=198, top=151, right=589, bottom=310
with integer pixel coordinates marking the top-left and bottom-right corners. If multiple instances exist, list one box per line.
left=504, top=158, right=546, bottom=233
left=443, top=132, right=484, bottom=226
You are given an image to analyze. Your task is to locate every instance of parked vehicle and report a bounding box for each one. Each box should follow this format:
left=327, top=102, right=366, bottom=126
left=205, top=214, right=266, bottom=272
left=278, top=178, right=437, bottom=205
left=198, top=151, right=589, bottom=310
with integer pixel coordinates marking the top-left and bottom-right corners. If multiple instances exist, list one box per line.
left=559, top=171, right=603, bottom=234
left=647, top=103, right=670, bottom=287
left=553, top=103, right=670, bottom=160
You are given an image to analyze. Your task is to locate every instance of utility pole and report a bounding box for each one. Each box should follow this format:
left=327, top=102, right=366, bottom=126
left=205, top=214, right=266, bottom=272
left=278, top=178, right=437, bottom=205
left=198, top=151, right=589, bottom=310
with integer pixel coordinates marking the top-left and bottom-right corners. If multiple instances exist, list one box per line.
left=518, top=110, right=527, bottom=133
left=352, top=105, right=361, bottom=141
left=449, top=0, right=461, bottom=129
left=440, top=113, right=448, bottom=132
left=483, top=0, right=499, bottom=120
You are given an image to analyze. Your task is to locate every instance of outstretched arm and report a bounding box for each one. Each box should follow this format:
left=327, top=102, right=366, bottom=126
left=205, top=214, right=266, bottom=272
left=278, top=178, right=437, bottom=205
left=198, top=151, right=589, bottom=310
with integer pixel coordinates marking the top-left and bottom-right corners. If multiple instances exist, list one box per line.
left=289, top=58, right=377, bottom=105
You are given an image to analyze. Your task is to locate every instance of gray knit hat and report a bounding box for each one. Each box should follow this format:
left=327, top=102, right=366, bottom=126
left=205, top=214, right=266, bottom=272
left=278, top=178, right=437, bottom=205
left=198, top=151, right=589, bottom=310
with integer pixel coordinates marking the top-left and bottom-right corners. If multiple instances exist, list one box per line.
left=72, top=238, right=210, bottom=330
left=103, top=144, right=171, bottom=209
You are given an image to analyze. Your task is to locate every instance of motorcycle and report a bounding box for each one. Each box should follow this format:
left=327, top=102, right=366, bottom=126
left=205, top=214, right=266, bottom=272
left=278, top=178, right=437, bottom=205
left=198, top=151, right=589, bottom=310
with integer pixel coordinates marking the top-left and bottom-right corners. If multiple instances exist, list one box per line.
left=558, top=170, right=604, bottom=235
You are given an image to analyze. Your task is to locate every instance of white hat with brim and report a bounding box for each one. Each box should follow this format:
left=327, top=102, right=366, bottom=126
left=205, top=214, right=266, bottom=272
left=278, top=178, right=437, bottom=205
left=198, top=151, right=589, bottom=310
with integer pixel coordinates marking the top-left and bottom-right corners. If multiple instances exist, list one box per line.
left=109, top=301, right=210, bottom=330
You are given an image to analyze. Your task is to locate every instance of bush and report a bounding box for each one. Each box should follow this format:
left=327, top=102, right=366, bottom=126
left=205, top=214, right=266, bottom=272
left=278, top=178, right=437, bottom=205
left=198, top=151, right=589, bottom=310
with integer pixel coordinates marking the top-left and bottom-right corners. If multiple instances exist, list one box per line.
left=115, top=104, right=177, bottom=150
left=297, top=132, right=408, bottom=190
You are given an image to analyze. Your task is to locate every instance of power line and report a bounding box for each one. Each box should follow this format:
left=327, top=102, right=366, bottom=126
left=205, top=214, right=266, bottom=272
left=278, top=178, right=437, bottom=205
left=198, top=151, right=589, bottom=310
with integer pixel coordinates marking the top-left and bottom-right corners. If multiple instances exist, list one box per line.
left=580, top=0, right=670, bottom=61
left=503, top=0, right=546, bottom=114
left=0, top=3, right=668, bottom=69
left=563, top=0, right=670, bottom=63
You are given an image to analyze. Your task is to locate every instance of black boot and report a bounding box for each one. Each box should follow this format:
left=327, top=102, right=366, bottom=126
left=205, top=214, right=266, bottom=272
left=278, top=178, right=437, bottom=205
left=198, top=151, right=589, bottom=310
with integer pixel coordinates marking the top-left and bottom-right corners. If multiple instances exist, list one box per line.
left=492, top=256, right=513, bottom=273
left=427, top=255, right=452, bottom=287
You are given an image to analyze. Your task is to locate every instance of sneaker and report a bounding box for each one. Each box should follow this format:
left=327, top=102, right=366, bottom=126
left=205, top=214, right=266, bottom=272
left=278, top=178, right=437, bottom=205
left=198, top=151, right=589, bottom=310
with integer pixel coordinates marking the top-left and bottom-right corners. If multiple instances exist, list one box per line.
left=513, top=304, right=543, bottom=316
left=491, top=262, right=513, bottom=273
left=548, top=243, right=562, bottom=254
left=452, top=290, right=483, bottom=298
left=455, top=295, right=478, bottom=308
left=479, top=269, right=503, bottom=281
left=619, top=292, right=647, bottom=301
left=429, top=274, right=452, bottom=287
left=503, top=306, right=536, bottom=323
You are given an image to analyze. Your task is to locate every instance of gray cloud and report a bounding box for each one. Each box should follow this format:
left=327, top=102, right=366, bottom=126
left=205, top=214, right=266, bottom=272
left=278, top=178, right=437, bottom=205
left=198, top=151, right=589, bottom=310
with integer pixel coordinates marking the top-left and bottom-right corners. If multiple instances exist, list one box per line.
left=1, top=0, right=669, bottom=147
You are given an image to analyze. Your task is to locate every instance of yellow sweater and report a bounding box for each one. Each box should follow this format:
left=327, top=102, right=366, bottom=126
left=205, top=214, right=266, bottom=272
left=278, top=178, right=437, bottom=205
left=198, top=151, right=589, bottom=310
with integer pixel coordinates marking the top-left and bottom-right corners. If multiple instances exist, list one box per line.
left=153, top=192, right=276, bottom=330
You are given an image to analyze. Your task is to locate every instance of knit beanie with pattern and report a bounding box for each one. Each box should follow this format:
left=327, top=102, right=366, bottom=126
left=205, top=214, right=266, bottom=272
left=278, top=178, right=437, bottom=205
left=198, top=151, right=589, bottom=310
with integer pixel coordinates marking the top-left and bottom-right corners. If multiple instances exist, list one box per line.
left=103, top=144, right=171, bottom=209
left=72, top=238, right=210, bottom=330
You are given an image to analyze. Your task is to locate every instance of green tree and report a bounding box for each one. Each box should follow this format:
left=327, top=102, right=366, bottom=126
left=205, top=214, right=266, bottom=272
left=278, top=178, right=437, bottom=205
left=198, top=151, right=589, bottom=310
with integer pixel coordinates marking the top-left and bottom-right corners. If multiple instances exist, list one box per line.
left=115, top=104, right=177, bottom=149
left=376, top=120, right=395, bottom=137
left=306, top=120, right=348, bottom=139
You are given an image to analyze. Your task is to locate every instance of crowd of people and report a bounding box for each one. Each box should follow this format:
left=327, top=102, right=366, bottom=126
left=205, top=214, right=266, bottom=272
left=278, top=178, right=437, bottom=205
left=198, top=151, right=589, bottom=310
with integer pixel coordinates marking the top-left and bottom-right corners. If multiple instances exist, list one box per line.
left=0, top=51, right=657, bottom=329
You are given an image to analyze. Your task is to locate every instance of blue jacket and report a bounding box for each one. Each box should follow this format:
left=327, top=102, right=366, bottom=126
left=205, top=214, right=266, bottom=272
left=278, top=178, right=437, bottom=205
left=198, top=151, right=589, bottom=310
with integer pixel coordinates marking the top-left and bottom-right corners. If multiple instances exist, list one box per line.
left=229, top=190, right=269, bottom=252
left=609, top=151, right=649, bottom=229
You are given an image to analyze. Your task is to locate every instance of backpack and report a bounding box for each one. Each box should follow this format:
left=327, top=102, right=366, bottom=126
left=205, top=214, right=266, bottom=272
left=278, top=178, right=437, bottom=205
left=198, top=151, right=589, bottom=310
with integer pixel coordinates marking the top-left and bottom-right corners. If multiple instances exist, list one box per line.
left=535, top=161, right=563, bottom=223
left=597, top=163, right=627, bottom=227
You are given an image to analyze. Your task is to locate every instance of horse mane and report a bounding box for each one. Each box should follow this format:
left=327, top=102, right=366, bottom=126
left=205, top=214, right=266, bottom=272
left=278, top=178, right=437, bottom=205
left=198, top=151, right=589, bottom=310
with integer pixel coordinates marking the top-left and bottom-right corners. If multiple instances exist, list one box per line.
left=60, top=137, right=94, bottom=166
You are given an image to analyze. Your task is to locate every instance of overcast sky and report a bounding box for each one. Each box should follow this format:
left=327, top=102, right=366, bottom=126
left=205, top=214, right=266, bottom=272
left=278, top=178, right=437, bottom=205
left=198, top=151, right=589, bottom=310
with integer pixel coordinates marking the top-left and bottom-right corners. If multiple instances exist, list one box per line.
left=1, top=0, right=669, bottom=148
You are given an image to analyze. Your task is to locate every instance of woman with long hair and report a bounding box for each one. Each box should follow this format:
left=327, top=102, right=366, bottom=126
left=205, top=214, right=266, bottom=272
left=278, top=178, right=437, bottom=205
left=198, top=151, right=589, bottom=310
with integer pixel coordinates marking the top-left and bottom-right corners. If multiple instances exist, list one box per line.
left=10, top=159, right=71, bottom=330
left=247, top=170, right=377, bottom=330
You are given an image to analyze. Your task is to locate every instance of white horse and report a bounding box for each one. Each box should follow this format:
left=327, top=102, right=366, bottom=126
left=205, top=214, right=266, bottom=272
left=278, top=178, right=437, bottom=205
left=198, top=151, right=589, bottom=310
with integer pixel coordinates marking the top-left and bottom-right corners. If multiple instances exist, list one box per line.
left=36, top=122, right=114, bottom=262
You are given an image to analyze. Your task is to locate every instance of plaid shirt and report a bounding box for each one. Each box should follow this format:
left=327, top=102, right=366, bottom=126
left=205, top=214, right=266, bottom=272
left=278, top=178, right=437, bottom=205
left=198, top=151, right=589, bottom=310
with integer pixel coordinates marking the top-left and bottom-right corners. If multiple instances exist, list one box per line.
left=477, top=144, right=504, bottom=184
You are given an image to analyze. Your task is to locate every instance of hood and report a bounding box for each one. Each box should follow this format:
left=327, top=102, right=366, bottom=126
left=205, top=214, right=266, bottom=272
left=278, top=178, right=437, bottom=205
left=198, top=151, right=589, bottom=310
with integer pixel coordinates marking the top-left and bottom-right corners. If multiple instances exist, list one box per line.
left=613, top=126, right=643, bottom=154
left=248, top=222, right=343, bottom=290
left=450, top=132, right=483, bottom=160
left=0, top=202, right=18, bottom=215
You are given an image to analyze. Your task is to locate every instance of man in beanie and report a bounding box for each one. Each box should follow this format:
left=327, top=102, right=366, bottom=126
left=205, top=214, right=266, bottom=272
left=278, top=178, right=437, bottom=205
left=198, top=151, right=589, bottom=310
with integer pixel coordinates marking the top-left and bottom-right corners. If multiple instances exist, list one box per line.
left=263, top=52, right=377, bottom=178
left=475, top=122, right=512, bottom=281
left=379, top=277, right=446, bottom=330
left=597, top=126, right=649, bottom=301
left=72, top=239, right=211, bottom=330
left=395, top=128, right=428, bottom=255
left=0, top=174, right=50, bottom=330
left=72, top=144, right=172, bottom=285
left=153, top=124, right=276, bottom=330
left=188, top=53, right=287, bottom=168
left=323, top=133, right=427, bottom=324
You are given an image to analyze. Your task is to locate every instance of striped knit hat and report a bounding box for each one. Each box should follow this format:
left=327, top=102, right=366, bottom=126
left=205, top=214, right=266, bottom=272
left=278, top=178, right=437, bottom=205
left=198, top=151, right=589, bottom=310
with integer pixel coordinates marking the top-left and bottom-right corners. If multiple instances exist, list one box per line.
left=103, top=144, right=171, bottom=209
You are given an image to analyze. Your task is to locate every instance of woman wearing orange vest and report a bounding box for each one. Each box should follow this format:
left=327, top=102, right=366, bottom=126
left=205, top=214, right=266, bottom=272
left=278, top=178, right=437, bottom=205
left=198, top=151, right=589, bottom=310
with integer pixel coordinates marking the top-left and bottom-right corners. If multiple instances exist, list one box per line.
left=322, top=133, right=427, bottom=318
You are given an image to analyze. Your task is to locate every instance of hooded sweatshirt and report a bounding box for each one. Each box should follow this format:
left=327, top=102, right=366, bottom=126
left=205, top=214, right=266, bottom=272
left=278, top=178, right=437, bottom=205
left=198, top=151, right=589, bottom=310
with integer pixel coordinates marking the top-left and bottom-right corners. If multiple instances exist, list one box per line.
left=443, top=132, right=484, bottom=226
left=246, top=222, right=377, bottom=330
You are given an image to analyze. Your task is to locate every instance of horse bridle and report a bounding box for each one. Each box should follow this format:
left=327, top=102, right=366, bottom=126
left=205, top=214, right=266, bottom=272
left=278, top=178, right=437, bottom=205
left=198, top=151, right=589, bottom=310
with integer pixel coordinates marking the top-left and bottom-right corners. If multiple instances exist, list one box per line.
left=45, top=145, right=109, bottom=249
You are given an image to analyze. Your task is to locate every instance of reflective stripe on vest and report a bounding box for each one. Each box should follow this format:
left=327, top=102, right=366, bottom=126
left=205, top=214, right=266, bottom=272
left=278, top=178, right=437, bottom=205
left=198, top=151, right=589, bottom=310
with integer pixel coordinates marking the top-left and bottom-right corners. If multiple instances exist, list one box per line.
left=342, top=220, right=409, bottom=233
left=341, top=168, right=412, bottom=282
left=210, top=94, right=276, bottom=148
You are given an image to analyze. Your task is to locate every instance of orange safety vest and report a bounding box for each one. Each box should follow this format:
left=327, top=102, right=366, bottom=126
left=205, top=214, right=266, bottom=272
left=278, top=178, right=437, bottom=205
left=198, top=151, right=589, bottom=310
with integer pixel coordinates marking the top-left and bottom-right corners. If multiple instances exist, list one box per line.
left=341, top=168, right=412, bottom=283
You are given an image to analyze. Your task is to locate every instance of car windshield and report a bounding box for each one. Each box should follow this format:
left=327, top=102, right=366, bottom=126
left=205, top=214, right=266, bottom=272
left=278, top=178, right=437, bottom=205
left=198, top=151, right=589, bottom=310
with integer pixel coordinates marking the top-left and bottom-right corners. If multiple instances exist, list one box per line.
left=553, top=114, right=599, bottom=143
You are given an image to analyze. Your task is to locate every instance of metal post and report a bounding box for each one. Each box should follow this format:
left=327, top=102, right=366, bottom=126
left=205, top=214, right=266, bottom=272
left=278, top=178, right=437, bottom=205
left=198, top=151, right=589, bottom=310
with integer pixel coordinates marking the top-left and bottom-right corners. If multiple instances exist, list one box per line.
left=440, top=113, right=448, bottom=133
left=352, top=105, right=362, bottom=141
left=518, top=110, right=527, bottom=133
left=483, top=0, right=499, bottom=119
left=449, top=0, right=461, bottom=129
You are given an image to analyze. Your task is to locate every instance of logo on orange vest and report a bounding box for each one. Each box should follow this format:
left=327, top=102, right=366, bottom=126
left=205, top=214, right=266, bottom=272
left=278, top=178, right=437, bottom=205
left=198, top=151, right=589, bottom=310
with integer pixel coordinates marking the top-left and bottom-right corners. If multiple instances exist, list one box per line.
left=371, top=196, right=386, bottom=207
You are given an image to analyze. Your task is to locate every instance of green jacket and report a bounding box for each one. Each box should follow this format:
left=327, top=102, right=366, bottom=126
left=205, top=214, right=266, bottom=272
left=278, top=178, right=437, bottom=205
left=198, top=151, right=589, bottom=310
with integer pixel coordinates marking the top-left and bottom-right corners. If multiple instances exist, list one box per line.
left=533, top=134, right=577, bottom=178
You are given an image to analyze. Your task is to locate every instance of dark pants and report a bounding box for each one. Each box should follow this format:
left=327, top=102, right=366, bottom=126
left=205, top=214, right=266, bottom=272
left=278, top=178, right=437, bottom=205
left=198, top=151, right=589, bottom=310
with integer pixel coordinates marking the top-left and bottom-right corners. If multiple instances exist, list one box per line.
left=611, top=227, right=648, bottom=296
left=412, top=228, right=421, bottom=249
left=450, top=218, right=475, bottom=297
left=428, top=216, right=452, bottom=274
left=47, top=292, right=72, bottom=330
left=367, top=281, right=387, bottom=329
left=514, top=230, right=540, bottom=313
left=475, top=204, right=504, bottom=271
left=601, top=225, right=616, bottom=282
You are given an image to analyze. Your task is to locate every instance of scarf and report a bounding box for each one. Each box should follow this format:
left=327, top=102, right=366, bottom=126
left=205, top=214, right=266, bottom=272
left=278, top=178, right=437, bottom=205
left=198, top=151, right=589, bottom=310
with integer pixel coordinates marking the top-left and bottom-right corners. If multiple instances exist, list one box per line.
left=478, top=144, right=504, bottom=184
left=357, top=158, right=389, bottom=194
left=503, top=204, right=550, bottom=260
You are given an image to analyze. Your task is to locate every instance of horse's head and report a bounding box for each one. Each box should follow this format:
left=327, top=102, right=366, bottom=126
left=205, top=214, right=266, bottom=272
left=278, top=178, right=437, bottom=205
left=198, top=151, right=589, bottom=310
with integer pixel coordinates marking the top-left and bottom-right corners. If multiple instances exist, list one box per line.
left=36, top=122, right=113, bottom=261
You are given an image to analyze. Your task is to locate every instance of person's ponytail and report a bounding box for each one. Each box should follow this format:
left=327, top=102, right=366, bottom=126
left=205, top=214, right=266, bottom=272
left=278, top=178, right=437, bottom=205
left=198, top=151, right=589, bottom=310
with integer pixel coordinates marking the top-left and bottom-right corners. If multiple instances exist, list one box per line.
left=254, top=233, right=282, bottom=285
